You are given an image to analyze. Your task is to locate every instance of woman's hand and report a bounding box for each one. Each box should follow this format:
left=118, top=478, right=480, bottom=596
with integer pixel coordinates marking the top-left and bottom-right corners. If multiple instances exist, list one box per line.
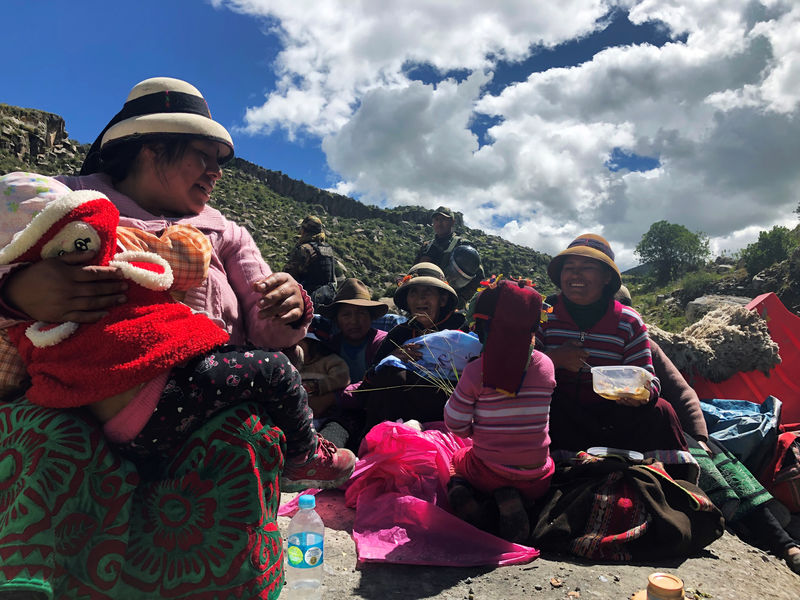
left=547, top=340, right=590, bottom=372
left=613, top=394, right=651, bottom=407
left=3, top=252, right=127, bottom=323
left=253, top=272, right=304, bottom=324
left=391, top=342, right=423, bottom=363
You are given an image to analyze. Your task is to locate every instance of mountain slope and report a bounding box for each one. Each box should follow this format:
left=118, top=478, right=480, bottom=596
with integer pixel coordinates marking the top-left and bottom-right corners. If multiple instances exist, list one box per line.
left=0, top=103, right=553, bottom=296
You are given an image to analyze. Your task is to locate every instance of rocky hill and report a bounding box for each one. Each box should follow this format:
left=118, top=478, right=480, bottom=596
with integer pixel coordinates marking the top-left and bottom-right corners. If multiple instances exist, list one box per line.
left=4, top=102, right=800, bottom=327
left=0, top=103, right=552, bottom=297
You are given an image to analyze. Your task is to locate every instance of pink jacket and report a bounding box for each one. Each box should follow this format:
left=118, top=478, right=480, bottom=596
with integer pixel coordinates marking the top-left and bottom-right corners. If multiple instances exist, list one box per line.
left=1, top=173, right=307, bottom=349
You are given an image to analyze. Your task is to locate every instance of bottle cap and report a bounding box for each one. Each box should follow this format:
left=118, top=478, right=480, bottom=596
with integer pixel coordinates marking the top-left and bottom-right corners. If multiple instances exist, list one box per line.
left=298, top=494, right=316, bottom=509
left=631, top=572, right=684, bottom=600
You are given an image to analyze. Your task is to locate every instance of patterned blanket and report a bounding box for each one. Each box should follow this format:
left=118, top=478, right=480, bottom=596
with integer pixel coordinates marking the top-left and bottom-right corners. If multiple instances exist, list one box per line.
left=530, top=456, right=725, bottom=561
left=0, top=398, right=286, bottom=599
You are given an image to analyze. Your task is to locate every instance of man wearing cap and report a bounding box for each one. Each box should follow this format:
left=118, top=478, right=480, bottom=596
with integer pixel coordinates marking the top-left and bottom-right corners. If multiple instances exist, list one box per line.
left=414, top=206, right=484, bottom=309
left=283, top=215, right=338, bottom=310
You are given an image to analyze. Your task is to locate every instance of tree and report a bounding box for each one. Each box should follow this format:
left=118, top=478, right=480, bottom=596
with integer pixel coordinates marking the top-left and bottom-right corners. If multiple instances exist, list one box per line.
left=740, top=225, right=798, bottom=276
left=635, top=220, right=710, bottom=284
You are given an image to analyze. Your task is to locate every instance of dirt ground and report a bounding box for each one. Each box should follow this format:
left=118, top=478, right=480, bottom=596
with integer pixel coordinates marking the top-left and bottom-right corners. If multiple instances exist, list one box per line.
left=279, top=491, right=799, bottom=600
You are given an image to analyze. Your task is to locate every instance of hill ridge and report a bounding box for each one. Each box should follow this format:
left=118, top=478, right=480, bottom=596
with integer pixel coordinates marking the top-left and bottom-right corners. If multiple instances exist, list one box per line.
left=0, top=103, right=552, bottom=295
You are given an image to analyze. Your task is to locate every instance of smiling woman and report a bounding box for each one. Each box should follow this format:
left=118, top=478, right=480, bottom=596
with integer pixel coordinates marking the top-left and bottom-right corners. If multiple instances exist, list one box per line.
left=0, top=77, right=359, bottom=599
left=536, top=233, right=689, bottom=456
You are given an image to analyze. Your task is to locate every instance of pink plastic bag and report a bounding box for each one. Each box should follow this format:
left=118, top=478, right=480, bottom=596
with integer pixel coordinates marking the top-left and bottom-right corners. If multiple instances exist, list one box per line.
left=292, top=422, right=539, bottom=566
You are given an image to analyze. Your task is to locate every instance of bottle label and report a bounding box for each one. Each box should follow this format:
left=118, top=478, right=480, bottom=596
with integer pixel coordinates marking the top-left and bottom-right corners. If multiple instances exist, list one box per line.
left=287, top=532, right=324, bottom=569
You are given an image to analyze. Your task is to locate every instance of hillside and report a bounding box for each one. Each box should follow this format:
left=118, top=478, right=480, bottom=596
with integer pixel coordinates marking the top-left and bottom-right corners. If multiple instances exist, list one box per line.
left=0, top=103, right=552, bottom=298
left=5, top=102, right=800, bottom=329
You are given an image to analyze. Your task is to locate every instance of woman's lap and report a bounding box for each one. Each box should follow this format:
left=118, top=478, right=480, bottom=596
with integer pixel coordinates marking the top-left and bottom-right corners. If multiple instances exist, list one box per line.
left=549, top=396, right=688, bottom=452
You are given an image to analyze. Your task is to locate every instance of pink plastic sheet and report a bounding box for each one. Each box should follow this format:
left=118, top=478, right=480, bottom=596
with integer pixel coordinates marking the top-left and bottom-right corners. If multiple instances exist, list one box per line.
left=281, top=422, right=539, bottom=567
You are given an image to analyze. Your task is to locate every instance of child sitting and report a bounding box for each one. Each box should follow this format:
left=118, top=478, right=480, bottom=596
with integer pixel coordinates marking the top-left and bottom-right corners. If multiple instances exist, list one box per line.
left=295, top=332, right=350, bottom=421
left=0, top=174, right=355, bottom=491
left=443, top=279, right=556, bottom=543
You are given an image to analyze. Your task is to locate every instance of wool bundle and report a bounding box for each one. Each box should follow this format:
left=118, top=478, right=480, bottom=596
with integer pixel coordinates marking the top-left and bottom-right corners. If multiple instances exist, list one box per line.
left=648, top=305, right=780, bottom=382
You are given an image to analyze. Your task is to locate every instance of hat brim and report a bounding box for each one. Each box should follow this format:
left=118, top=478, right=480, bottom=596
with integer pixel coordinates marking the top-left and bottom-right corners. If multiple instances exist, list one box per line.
left=101, top=113, right=234, bottom=161
left=547, top=247, right=622, bottom=294
left=394, top=276, right=457, bottom=313
left=320, top=298, right=389, bottom=320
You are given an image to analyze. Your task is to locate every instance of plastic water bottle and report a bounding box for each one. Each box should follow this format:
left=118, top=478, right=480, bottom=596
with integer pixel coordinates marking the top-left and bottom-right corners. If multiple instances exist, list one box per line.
left=284, top=494, right=324, bottom=599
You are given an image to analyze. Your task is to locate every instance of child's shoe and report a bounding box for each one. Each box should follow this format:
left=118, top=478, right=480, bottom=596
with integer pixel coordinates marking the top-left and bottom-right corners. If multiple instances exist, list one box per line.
left=281, top=436, right=356, bottom=492
left=447, top=477, right=483, bottom=525
left=493, top=487, right=530, bottom=544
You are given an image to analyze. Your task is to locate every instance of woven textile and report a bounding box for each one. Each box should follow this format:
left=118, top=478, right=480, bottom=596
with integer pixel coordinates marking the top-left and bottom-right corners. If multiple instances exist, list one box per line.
left=0, top=399, right=285, bottom=599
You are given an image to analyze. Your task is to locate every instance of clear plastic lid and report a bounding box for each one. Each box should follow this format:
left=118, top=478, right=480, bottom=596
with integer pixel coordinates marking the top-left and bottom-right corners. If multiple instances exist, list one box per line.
left=298, top=494, right=316, bottom=509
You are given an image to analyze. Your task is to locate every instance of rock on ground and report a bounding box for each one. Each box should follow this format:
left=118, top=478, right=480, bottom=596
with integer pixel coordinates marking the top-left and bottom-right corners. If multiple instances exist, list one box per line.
left=280, top=491, right=798, bottom=600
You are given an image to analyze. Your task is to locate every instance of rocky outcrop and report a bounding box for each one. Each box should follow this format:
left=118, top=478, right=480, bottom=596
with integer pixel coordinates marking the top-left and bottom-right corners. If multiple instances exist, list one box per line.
left=0, top=104, right=86, bottom=174
left=227, top=157, right=464, bottom=228
left=685, top=295, right=752, bottom=322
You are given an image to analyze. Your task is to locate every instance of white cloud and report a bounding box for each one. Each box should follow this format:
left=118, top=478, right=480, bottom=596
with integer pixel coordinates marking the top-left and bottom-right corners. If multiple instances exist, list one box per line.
left=217, top=0, right=800, bottom=271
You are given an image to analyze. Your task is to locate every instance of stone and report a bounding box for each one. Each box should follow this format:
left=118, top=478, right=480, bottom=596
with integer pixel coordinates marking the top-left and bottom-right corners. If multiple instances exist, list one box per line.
left=685, top=295, right=752, bottom=322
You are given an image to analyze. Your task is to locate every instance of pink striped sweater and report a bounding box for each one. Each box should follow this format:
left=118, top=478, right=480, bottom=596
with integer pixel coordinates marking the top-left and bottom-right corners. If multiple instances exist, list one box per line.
left=444, top=351, right=555, bottom=468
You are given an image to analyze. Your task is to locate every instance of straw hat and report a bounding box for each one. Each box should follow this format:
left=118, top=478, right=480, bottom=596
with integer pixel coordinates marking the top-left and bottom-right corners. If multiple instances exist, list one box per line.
left=547, top=233, right=621, bottom=294
left=393, top=262, right=457, bottom=314
left=319, top=278, right=389, bottom=320
left=81, top=77, right=234, bottom=175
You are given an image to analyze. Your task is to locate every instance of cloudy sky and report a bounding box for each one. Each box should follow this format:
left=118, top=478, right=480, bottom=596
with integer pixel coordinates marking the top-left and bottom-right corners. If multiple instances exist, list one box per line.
left=3, top=0, right=799, bottom=269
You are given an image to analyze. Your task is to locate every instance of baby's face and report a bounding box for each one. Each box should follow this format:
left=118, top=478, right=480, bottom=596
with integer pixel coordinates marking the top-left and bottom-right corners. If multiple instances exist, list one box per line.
left=40, top=222, right=102, bottom=262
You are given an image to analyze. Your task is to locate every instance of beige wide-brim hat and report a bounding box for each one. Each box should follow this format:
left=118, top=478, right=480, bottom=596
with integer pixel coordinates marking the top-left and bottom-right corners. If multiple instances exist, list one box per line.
left=393, top=262, right=458, bottom=314
left=320, top=278, right=389, bottom=320
left=547, top=233, right=622, bottom=294
left=81, top=77, right=234, bottom=175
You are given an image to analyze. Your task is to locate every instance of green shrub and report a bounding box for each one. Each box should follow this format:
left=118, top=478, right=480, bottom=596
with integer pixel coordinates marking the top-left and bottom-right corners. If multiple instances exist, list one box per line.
left=681, top=270, right=716, bottom=300
left=741, top=226, right=798, bottom=276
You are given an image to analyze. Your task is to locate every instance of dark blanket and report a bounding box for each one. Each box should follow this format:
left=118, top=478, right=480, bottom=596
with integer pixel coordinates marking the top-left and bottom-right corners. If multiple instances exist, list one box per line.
left=529, top=457, right=724, bottom=561
left=0, top=398, right=285, bottom=599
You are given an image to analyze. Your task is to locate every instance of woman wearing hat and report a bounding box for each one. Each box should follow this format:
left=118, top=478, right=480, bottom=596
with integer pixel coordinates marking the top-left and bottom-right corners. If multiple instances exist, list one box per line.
left=311, top=278, right=390, bottom=447
left=0, top=79, right=357, bottom=570
left=537, top=234, right=687, bottom=453
left=356, top=263, right=467, bottom=439
left=320, top=278, right=389, bottom=383
left=1, top=77, right=307, bottom=346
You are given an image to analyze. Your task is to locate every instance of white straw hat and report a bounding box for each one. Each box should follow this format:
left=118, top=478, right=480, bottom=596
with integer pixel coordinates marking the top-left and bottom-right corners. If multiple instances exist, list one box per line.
left=81, top=77, right=233, bottom=174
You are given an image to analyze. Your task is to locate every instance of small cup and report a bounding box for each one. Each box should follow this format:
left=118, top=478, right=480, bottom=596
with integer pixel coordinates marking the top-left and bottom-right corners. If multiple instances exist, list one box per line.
left=631, top=572, right=685, bottom=600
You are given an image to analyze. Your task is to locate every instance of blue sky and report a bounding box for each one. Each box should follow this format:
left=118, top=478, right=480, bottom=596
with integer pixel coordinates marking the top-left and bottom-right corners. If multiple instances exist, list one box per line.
left=3, top=1, right=799, bottom=268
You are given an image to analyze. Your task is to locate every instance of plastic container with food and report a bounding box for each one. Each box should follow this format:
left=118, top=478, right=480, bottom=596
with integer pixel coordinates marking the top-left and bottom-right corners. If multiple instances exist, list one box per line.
left=591, top=365, right=653, bottom=403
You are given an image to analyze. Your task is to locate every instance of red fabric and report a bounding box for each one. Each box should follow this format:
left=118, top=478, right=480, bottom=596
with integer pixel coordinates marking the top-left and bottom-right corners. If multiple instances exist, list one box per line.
left=688, top=293, right=800, bottom=424
left=450, top=446, right=554, bottom=502
left=5, top=191, right=229, bottom=408
left=477, top=281, right=542, bottom=394
left=759, top=423, right=800, bottom=512
left=9, top=282, right=228, bottom=407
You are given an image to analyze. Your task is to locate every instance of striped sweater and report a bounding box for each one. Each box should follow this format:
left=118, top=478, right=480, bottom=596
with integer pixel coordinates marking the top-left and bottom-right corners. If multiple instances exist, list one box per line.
left=537, top=294, right=661, bottom=405
left=444, top=350, right=555, bottom=467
